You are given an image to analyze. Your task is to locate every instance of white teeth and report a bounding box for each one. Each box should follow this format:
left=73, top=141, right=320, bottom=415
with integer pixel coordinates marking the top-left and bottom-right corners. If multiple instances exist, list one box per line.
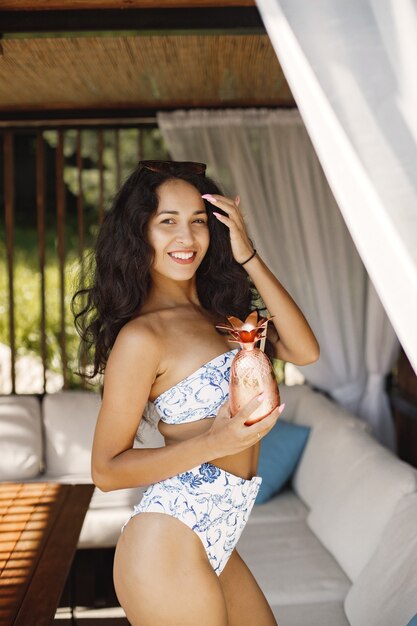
left=169, top=252, right=194, bottom=260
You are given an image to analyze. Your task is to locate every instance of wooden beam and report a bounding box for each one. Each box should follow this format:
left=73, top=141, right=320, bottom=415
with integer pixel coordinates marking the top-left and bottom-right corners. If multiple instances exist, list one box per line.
left=0, top=7, right=263, bottom=33
left=0, top=115, right=158, bottom=128
left=0, top=102, right=294, bottom=125
left=1, top=0, right=256, bottom=9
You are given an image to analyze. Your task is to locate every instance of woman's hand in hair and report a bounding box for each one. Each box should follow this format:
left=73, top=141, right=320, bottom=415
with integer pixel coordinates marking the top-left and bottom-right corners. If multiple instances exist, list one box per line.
left=205, top=395, right=285, bottom=460
left=202, top=194, right=255, bottom=265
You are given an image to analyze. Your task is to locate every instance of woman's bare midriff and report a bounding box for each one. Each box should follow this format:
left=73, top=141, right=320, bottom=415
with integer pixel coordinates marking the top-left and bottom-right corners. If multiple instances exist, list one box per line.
left=158, top=418, right=260, bottom=481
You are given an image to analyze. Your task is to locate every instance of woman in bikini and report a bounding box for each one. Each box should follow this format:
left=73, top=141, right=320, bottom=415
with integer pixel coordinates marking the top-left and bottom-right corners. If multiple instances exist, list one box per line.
left=73, top=160, right=319, bottom=626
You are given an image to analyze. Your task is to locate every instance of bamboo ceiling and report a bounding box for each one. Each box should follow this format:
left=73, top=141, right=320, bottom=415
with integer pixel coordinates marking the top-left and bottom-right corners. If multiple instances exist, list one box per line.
left=0, top=34, right=294, bottom=112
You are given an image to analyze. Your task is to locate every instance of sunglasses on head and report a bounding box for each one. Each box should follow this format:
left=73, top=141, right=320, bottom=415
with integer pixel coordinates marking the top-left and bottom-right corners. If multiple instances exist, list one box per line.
left=138, top=160, right=207, bottom=176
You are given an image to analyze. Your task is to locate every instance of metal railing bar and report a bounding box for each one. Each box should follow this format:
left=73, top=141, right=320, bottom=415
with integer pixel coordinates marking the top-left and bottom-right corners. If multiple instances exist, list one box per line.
left=76, top=130, right=87, bottom=388
left=3, top=130, right=16, bottom=393
left=76, top=130, right=85, bottom=278
left=36, top=131, right=47, bottom=394
left=137, top=127, right=144, bottom=162
left=115, top=129, right=121, bottom=189
left=97, top=129, right=105, bottom=225
left=56, top=130, right=68, bottom=389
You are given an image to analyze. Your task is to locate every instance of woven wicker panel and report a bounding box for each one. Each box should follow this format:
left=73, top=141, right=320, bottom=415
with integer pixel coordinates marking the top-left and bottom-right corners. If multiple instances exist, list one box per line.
left=0, top=34, right=293, bottom=110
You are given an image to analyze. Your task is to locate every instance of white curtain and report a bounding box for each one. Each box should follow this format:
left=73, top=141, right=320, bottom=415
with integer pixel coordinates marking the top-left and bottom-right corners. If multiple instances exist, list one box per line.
left=158, top=108, right=399, bottom=448
left=255, top=0, right=417, bottom=376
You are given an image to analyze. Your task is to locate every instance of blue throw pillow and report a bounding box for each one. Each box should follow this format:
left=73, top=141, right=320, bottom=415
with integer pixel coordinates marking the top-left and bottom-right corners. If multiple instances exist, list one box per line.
left=255, top=419, right=311, bottom=504
left=406, top=614, right=417, bottom=626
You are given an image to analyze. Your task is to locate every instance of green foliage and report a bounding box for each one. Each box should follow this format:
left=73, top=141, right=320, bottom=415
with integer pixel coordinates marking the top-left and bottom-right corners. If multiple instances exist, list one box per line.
left=0, top=230, right=89, bottom=388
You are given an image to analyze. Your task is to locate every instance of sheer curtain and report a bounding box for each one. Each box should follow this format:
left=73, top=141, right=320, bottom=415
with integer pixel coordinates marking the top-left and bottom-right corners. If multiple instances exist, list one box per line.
left=255, top=0, right=417, bottom=376
left=158, top=108, right=399, bottom=448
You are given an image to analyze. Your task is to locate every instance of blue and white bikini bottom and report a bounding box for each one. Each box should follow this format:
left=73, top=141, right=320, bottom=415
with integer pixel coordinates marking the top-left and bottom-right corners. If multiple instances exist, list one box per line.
left=122, top=462, right=262, bottom=576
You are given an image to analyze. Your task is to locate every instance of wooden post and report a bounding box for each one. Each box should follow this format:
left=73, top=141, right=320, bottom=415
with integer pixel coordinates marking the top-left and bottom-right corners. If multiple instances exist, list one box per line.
left=98, top=128, right=105, bottom=225
left=36, top=131, right=47, bottom=393
left=392, top=348, right=417, bottom=468
left=56, top=129, right=68, bottom=389
left=3, top=130, right=16, bottom=394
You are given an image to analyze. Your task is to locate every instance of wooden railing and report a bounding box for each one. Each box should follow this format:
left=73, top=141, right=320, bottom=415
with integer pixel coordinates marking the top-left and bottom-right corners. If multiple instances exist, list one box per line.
left=1, top=122, right=165, bottom=394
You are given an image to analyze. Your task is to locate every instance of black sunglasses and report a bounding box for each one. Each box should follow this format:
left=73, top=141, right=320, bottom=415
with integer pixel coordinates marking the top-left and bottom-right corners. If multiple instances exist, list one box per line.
left=138, top=160, right=207, bottom=176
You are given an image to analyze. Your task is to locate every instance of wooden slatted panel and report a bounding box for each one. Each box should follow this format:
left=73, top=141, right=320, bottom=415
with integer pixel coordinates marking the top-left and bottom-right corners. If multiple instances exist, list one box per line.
left=36, top=131, right=47, bottom=394
left=3, top=131, right=16, bottom=394
left=0, top=35, right=293, bottom=111
left=12, top=484, right=94, bottom=626
left=0, top=482, right=95, bottom=626
left=0, top=483, right=64, bottom=625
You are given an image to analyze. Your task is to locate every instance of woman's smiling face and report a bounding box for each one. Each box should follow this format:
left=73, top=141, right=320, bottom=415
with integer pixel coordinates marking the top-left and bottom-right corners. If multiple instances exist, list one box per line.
left=147, top=178, right=210, bottom=281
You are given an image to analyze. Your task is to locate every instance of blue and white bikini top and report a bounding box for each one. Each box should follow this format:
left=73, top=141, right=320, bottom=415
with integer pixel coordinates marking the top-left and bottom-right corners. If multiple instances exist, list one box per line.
left=153, top=349, right=238, bottom=425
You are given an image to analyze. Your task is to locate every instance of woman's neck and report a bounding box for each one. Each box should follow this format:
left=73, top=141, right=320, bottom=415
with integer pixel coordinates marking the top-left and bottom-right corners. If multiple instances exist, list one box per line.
left=145, top=275, right=200, bottom=311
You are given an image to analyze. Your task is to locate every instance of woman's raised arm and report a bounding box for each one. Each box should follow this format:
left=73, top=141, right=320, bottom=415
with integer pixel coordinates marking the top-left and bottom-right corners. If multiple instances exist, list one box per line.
left=202, top=193, right=320, bottom=366
left=244, top=253, right=320, bottom=365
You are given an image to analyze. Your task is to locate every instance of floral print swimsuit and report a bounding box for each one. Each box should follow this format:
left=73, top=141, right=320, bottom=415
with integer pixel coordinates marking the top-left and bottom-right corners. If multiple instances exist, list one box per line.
left=122, top=350, right=262, bottom=575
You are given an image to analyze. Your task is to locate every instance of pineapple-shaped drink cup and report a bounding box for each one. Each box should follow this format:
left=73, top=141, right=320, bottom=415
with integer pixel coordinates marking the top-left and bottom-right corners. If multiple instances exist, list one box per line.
left=216, top=311, right=280, bottom=425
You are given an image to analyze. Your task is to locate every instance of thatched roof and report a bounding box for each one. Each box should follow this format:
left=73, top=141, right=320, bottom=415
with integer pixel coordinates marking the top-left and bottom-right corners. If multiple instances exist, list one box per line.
left=0, top=2, right=294, bottom=117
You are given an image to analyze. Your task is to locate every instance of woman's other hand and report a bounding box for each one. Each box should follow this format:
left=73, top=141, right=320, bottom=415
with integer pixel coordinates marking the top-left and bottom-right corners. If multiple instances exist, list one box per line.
left=206, top=395, right=285, bottom=459
left=201, top=193, right=255, bottom=265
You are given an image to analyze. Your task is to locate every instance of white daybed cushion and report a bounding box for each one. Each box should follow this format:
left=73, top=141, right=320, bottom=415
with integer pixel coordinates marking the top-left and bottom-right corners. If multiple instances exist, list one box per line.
left=43, top=391, right=102, bottom=477
left=78, top=485, right=148, bottom=549
left=0, top=395, right=42, bottom=479
left=43, top=391, right=164, bottom=478
left=278, top=383, right=313, bottom=423
left=291, top=385, right=367, bottom=433
left=273, top=601, right=350, bottom=626
left=252, top=490, right=308, bottom=524
left=290, top=386, right=368, bottom=509
left=42, top=391, right=165, bottom=548
left=307, top=426, right=417, bottom=581
left=344, top=492, right=417, bottom=626
left=292, top=412, right=364, bottom=509
left=239, top=495, right=351, bottom=606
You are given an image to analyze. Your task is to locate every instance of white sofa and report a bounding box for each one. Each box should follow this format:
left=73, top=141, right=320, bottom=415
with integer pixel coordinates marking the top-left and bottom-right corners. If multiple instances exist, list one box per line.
left=1, top=385, right=417, bottom=626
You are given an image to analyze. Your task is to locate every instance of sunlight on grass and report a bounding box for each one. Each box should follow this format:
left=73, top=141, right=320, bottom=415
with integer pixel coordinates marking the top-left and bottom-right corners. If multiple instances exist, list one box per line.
left=0, top=236, right=95, bottom=393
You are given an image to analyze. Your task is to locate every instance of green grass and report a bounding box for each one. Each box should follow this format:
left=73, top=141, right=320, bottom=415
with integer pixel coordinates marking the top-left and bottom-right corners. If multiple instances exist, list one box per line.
left=0, top=228, right=93, bottom=390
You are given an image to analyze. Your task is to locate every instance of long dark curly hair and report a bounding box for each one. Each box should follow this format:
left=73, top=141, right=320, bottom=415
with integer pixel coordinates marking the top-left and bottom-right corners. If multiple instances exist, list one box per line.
left=72, top=162, right=256, bottom=381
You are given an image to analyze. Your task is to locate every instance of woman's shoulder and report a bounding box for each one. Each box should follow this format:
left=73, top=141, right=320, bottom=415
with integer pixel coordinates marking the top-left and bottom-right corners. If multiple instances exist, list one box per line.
left=104, top=314, right=163, bottom=381
left=117, top=312, right=162, bottom=347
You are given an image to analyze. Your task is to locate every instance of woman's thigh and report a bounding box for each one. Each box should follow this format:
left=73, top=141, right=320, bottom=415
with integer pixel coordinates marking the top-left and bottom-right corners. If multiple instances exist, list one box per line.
left=219, top=549, right=278, bottom=626
left=114, top=512, right=228, bottom=626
